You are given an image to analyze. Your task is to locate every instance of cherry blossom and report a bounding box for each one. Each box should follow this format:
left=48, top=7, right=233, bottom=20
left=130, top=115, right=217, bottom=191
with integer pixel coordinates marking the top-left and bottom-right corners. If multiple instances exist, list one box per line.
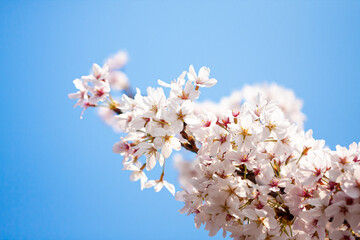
left=69, top=51, right=360, bottom=240
left=187, top=65, right=217, bottom=88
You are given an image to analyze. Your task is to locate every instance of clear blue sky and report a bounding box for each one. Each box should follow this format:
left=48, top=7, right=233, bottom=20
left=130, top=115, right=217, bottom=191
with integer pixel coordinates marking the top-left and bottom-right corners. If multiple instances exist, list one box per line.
left=1, top=1, right=359, bottom=239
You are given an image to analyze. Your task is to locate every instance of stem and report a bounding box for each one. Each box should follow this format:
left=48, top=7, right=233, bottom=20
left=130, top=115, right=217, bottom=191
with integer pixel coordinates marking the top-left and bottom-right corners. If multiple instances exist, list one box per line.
left=160, top=161, right=165, bottom=181
left=277, top=191, right=285, bottom=203
left=296, top=152, right=304, bottom=165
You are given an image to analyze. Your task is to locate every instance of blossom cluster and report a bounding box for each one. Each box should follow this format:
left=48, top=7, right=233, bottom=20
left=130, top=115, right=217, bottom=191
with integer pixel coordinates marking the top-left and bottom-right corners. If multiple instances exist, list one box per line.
left=69, top=52, right=360, bottom=240
left=195, top=83, right=306, bottom=129
left=175, top=111, right=360, bottom=239
left=69, top=51, right=129, bottom=119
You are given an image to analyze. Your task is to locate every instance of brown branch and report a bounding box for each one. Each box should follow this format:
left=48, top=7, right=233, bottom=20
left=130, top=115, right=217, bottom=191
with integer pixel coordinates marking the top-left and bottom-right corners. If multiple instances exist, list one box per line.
left=235, top=169, right=256, bottom=184
left=111, top=108, right=122, bottom=115
left=181, top=142, right=198, bottom=154
left=180, top=123, right=199, bottom=154
left=235, top=167, right=286, bottom=198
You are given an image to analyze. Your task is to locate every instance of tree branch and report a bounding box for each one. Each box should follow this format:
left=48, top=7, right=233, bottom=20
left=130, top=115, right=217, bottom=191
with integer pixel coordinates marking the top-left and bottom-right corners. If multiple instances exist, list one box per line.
left=180, top=123, right=199, bottom=154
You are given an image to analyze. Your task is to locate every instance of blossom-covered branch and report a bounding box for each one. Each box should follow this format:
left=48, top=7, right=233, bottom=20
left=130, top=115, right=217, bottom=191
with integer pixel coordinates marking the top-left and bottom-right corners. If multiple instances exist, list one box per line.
left=69, top=51, right=360, bottom=240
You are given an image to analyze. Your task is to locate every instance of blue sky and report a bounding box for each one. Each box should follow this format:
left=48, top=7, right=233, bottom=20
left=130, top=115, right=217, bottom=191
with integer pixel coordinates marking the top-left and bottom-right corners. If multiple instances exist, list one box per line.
left=1, top=1, right=359, bottom=239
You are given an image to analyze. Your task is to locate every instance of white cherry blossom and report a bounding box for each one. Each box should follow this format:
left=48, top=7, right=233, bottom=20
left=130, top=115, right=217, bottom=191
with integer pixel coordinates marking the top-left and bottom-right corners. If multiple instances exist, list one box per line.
left=70, top=52, right=360, bottom=240
left=144, top=178, right=175, bottom=195
left=187, top=65, right=217, bottom=88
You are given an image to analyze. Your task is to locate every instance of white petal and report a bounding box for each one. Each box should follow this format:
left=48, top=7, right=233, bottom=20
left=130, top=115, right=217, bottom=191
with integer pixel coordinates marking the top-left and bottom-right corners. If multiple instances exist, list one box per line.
left=325, top=204, right=339, bottom=217
left=242, top=209, right=257, bottom=220
left=158, top=79, right=171, bottom=88
left=158, top=153, right=165, bottom=166
left=204, top=78, right=217, bottom=87
left=189, top=65, right=196, bottom=77
left=162, top=144, right=172, bottom=159
left=92, top=63, right=102, bottom=75
left=73, top=78, right=85, bottom=90
left=144, top=180, right=156, bottom=188
left=198, top=66, right=210, bottom=79
left=170, top=138, right=181, bottom=151
left=129, top=171, right=140, bottom=181
left=154, top=181, right=164, bottom=192
left=146, top=154, right=156, bottom=171
left=164, top=181, right=175, bottom=195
